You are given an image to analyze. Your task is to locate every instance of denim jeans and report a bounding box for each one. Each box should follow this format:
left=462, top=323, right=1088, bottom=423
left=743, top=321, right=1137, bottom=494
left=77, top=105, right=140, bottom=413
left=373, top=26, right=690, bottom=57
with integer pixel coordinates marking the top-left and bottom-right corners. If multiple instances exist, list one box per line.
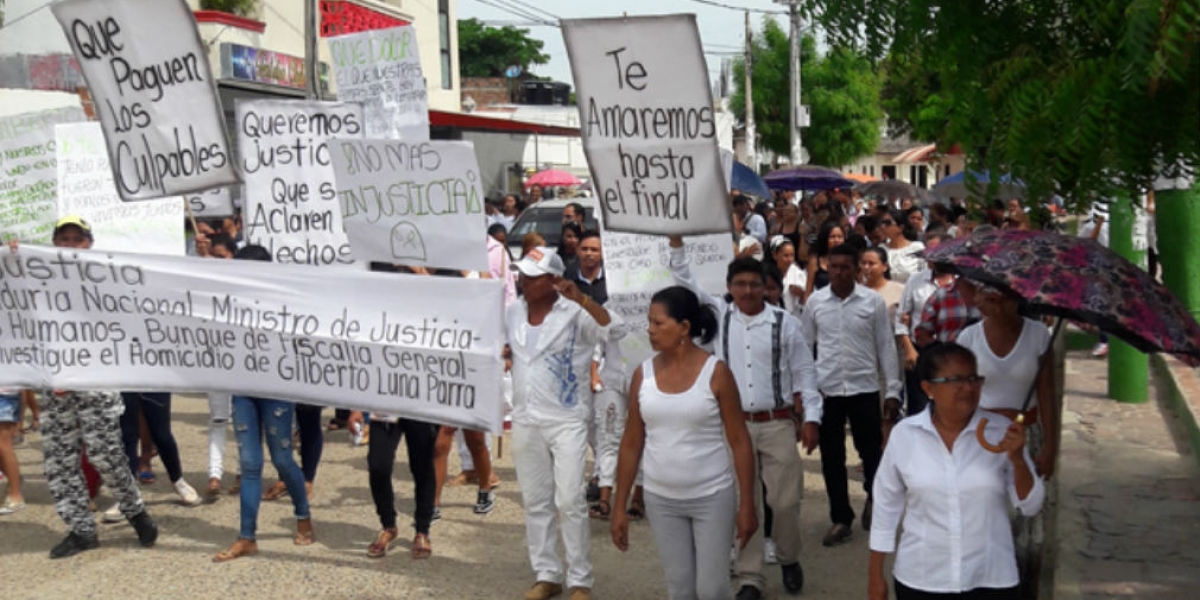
left=120, top=392, right=184, bottom=483
left=232, top=396, right=309, bottom=540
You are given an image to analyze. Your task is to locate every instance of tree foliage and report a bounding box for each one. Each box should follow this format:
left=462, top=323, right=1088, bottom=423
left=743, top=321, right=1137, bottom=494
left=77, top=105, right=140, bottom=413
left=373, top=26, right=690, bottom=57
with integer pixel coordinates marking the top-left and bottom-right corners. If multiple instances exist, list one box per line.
left=804, top=0, right=1200, bottom=208
left=730, top=18, right=883, bottom=167
left=457, top=18, right=549, bottom=78
left=199, top=0, right=258, bottom=17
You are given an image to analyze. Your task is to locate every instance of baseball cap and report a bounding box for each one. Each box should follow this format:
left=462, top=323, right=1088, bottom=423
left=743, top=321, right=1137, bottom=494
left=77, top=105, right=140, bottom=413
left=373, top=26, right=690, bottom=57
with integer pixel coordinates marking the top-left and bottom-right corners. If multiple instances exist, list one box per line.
left=54, top=215, right=92, bottom=235
left=515, top=247, right=565, bottom=278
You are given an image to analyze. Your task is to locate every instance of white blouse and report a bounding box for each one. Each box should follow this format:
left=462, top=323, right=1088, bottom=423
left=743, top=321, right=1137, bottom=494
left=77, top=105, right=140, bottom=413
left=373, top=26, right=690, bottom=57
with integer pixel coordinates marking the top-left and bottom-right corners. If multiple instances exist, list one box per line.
left=887, top=241, right=926, bottom=284
left=870, top=410, right=1045, bottom=593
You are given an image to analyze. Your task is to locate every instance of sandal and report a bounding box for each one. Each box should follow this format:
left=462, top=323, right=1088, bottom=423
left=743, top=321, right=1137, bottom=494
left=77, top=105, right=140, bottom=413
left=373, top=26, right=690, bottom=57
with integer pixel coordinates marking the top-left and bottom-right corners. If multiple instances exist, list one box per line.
left=294, top=519, right=316, bottom=546
left=589, top=499, right=611, bottom=520
left=627, top=498, right=646, bottom=521
left=411, top=533, right=432, bottom=559
left=367, top=528, right=399, bottom=558
left=213, top=539, right=258, bottom=563
left=138, top=470, right=156, bottom=485
left=263, top=481, right=289, bottom=501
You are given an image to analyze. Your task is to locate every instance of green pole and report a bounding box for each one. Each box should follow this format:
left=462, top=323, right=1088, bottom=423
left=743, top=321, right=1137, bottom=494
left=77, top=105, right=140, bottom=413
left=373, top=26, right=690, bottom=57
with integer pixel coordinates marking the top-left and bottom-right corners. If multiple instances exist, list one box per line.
left=1107, top=191, right=1148, bottom=403
left=1155, top=174, right=1200, bottom=322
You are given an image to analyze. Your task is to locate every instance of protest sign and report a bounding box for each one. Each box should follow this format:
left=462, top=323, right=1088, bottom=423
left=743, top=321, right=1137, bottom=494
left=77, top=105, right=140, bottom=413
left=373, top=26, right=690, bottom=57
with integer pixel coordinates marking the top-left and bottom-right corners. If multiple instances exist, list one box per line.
left=184, top=187, right=236, bottom=219
left=327, top=26, right=429, bottom=141
left=0, top=246, right=506, bottom=432
left=56, top=122, right=184, bottom=256
left=237, top=99, right=363, bottom=266
left=330, top=139, right=488, bottom=272
left=563, top=15, right=731, bottom=236
left=51, top=0, right=239, bottom=200
left=0, top=107, right=86, bottom=244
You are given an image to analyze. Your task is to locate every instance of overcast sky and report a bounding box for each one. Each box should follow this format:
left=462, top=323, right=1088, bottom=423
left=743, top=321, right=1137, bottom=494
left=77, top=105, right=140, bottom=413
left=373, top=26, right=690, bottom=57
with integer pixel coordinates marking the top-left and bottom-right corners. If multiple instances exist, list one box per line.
left=456, top=0, right=791, bottom=87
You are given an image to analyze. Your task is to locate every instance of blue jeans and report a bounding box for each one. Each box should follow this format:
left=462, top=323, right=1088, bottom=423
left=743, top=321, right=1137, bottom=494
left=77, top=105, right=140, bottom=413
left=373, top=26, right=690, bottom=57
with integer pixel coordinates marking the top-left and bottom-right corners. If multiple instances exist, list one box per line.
left=232, top=396, right=309, bottom=540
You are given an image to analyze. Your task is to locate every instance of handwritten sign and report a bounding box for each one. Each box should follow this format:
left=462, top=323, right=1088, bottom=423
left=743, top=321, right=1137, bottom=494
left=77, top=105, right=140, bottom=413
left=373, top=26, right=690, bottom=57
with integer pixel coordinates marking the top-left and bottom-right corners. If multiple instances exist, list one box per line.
left=0, top=246, right=506, bottom=433
left=51, top=0, right=239, bottom=200
left=327, top=26, right=429, bottom=141
left=184, top=187, right=236, bottom=218
left=236, top=99, right=363, bottom=266
left=563, top=15, right=731, bottom=235
left=56, top=122, right=184, bottom=255
left=330, top=139, right=488, bottom=272
left=0, top=107, right=86, bottom=243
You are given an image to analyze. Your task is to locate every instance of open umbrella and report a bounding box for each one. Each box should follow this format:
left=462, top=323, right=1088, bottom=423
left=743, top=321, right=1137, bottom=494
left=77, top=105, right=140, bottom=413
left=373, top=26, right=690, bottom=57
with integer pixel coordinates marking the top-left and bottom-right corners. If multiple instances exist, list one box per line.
left=923, top=229, right=1200, bottom=365
left=524, top=169, right=581, bottom=188
left=932, top=170, right=1025, bottom=200
left=764, top=165, right=854, bottom=191
left=855, top=179, right=934, bottom=204
left=732, top=161, right=772, bottom=200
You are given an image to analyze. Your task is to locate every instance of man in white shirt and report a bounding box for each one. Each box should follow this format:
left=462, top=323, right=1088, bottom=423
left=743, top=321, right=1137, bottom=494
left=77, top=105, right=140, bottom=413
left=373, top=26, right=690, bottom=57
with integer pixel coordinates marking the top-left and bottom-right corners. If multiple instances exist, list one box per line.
left=801, top=244, right=901, bottom=547
left=668, top=236, right=820, bottom=600
left=734, top=194, right=769, bottom=246
left=507, top=247, right=612, bottom=600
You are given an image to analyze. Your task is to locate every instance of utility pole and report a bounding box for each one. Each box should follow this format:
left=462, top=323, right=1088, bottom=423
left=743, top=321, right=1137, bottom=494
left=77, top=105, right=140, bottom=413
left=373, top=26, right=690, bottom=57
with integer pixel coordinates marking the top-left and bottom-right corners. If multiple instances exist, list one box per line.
left=744, top=11, right=756, bottom=172
left=304, top=0, right=321, bottom=100
left=1108, top=191, right=1148, bottom=403
left=775, top=0, right=803, bottom=165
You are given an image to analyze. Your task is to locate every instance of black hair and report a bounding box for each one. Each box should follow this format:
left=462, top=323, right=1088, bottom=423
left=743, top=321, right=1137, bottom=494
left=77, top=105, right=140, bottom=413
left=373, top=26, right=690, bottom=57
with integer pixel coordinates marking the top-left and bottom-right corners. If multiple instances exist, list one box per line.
left=762, top=265, right=785, bottom=308
left=233, top=244, right=271, bottom=262
left=828, top=243, right=859, bottom=263
left=369, top=262, right=401, bottom=273
left=579, top=229, right=601, bottom=243
left=650, top=285, right=719, bottom=345
left=843, top=233, right=869, bottom=255
left=210, top=233, right=239, bottom=256
left=929, top=203, right=953, bottom=222
left=861, top=245, right=891, bottom=280
left=725, top=257, right=766, bottom=284
left=814, top=220, right=846, bottom=257
left=857, top=214, right=880, bottom=234
left=565, top=202, right=585, bottom=218
left=923, top=226, right=948, bottom=244
left=557, top=221, right=584, bottom=257
left=487, top=223, right=507, bottom=237
left=753, top=202, right=772, bottom=219
left=915, top=342, right=978, bottom=383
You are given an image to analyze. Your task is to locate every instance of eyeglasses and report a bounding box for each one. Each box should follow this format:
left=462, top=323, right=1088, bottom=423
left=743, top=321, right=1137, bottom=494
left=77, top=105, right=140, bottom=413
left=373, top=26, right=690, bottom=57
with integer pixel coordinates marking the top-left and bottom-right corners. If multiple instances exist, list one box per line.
left=928, top=375, right=987, bottom=387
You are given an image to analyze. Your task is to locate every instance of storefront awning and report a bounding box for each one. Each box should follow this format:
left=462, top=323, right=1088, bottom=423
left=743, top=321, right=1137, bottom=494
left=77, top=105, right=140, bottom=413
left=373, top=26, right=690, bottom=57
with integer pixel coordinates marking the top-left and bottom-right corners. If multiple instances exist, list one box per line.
left=894, top=143, right=937, bottom=163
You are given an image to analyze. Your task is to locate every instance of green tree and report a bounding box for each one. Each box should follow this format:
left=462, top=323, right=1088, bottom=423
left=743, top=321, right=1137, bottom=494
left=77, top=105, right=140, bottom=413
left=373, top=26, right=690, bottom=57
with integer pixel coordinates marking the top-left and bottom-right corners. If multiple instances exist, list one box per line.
left=199, top=0, right=258, bottom=17
left=457, top=18, right=549, bottom=78
left=730, top=18, right=883, bottom=167
left=804, top=0, right=1200, bottom=207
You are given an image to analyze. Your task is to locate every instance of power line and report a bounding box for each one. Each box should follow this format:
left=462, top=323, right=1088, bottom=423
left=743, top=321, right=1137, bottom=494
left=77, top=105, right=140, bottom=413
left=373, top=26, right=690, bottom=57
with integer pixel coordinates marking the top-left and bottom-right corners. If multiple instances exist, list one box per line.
left=683, top=0, right=786, bottom=15
left=504, top=0, right=561, bottom=20
left=472, top=0, right=558, bottom=27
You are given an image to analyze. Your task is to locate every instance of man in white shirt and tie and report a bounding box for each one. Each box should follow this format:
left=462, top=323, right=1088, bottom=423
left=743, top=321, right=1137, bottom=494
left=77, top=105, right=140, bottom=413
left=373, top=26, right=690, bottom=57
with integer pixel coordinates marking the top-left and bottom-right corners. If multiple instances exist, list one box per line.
left=507, top=247, right=613, bottom=600
left=669, top=235, right=820, bottom=600
left=801, top=243, right=901, bottom=547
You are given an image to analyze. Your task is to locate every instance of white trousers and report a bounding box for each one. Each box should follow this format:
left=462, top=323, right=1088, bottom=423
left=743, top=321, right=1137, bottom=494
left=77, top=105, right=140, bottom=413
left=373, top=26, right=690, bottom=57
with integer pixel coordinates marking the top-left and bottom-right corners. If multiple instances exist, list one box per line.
left=207, top=392, right=232, bottom=479
left=512, top=419, right=592, bottom=589
left=590, top=389, right=630, bottom=488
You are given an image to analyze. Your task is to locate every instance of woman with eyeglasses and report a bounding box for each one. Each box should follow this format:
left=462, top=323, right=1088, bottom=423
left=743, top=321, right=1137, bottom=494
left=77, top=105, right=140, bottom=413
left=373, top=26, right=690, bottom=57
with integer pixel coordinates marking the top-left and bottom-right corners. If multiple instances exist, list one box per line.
left=880, top=208, right=925, bottom=284
left=867, top=343, right=1043, bottom=600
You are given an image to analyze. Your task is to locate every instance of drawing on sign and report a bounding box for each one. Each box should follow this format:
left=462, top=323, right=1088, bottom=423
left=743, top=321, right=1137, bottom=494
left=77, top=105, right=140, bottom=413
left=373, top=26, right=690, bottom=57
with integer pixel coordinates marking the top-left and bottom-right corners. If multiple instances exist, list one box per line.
left=51, top=0, right=238, bottom=200
left=391, top=222, right=426, bottom=260
left=563, top=16, right=731, bottom=236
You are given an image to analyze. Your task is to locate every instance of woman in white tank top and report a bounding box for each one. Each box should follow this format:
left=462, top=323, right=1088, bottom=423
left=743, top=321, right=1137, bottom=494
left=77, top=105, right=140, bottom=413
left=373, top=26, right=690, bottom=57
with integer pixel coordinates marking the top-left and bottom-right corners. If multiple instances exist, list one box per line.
left=610, top=286, right=757, bottom=600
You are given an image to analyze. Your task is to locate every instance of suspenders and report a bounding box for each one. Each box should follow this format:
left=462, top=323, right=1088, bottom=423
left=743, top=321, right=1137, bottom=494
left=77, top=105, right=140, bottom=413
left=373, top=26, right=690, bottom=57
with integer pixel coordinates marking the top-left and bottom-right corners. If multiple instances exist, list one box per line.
left=722, top=306, right=787, bottom=409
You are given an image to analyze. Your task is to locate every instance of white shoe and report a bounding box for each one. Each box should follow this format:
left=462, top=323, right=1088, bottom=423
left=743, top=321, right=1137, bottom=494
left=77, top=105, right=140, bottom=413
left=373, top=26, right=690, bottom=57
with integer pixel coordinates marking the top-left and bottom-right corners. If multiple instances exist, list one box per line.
left=174, top=479, right=202, bottom=506
left=1091, top=342, right=1109, bottom=357
left=102, top=503, right=123, bottom=523
left=764, top=537, right=779, bottom=564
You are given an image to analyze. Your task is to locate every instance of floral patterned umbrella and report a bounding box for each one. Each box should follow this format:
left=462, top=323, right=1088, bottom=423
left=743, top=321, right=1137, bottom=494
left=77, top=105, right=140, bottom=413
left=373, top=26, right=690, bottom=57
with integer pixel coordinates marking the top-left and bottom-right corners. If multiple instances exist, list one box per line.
left=923, top=229, right=1200, bottom=366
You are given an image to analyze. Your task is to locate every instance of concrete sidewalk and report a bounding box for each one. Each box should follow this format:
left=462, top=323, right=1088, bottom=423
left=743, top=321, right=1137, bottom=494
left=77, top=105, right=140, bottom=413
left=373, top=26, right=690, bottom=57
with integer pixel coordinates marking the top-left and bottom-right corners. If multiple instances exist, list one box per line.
left=1052, top=350, right=1200, bottom=599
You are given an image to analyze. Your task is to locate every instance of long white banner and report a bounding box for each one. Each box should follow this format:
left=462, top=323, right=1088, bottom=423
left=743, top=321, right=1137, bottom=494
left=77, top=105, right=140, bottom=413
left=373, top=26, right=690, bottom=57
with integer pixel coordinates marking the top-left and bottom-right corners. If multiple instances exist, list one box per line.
left=52, top=0, right=239, bottom=200
left=0, top=247, right=505, bottom=432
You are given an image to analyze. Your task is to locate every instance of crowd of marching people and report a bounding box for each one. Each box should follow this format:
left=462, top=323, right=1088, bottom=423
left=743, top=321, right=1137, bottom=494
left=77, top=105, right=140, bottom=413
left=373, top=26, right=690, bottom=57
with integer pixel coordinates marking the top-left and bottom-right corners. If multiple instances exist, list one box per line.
left=0, top=184, right=1057, bottom=600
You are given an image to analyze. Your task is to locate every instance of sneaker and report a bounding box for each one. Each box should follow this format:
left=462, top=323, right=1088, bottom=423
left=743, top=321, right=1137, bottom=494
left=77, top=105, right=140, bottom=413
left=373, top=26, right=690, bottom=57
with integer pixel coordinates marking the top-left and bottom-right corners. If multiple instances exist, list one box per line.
left=0, top=498, right=26, bottom=515
left=174, top=479, right=202, bottom=507
left=49, top=531, right=99, bottom=559
left=822, top=523, right=852, bottom=547
left=1092, top=342, right=1109, bottom=357
left=764, top=537, right=779, bottom=564
left=129, top=510, right=159, bottom=547
left=474, top=489, right=495, bottom=515
left=102, top=503, right=123, bottom=523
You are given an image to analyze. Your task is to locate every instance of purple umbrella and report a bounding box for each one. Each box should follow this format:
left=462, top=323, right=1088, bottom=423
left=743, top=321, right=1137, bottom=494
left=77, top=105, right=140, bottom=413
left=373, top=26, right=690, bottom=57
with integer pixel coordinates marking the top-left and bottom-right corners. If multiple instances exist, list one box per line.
left=764, top=165, right=855, bottom=191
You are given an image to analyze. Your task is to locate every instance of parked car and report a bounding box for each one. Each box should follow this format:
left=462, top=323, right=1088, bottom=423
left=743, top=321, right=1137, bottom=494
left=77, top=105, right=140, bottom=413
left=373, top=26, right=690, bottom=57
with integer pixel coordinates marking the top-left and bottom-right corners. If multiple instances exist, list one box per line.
left=505, top=198, right=598, bottom=256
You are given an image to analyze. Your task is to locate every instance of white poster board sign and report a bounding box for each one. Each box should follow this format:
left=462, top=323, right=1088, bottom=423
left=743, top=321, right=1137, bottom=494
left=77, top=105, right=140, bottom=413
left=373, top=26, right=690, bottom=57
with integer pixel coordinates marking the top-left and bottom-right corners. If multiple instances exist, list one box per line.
left=184, top=187, right=236, bottom=218
left=331, top=139, right=488, bottom=272
left=563, top=15, right=731, bottom=235
left=236, top=99, right=363, bottom=266
left=328, top=26, right=429, bottom=141
left=56, top=123, right=184, bottom=255
left=0, top=246, right=505, bottom=433
left=0, top=107, right=86, bottom=244
left=51, top=0, right=239, bottom=200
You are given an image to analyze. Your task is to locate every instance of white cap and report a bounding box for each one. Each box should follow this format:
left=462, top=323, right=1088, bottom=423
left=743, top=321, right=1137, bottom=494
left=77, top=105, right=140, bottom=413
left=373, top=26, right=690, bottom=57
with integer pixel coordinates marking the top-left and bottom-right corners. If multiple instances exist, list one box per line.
left=515, top=247, right=565, bottom=277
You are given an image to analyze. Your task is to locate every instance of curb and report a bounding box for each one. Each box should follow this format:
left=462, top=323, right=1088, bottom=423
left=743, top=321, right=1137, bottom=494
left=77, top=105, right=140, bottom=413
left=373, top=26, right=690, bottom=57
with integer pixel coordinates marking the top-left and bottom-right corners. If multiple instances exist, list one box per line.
left=1151, top=354, right=1200, bottom=468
